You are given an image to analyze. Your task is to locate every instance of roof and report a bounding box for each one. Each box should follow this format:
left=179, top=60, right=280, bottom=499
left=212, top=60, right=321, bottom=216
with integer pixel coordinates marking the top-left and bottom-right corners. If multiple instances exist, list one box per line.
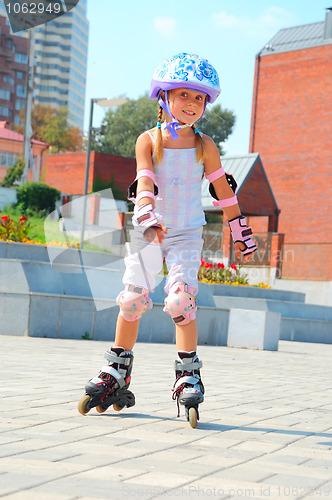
left=201, top=153, right=276, bottom=212
left=260, top=20, right=331, bottom=56
left=0, top=122, right=47, bottom=146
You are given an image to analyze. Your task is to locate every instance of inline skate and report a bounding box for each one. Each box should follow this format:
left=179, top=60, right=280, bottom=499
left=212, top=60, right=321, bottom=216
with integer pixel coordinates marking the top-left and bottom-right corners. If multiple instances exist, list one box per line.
left=172, top=351, right=204, bottom=428
left=78, top=347, right=135, bottom=415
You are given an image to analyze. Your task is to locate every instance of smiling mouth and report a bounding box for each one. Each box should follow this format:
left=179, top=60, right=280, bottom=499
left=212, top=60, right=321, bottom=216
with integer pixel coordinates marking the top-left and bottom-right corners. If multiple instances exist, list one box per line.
left=183, top=110, right=195, bottom=116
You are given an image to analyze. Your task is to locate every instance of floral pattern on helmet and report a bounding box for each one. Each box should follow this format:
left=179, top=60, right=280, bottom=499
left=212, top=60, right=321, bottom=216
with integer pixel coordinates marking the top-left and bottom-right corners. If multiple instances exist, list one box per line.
left=150, top=52, right=221, bottom=103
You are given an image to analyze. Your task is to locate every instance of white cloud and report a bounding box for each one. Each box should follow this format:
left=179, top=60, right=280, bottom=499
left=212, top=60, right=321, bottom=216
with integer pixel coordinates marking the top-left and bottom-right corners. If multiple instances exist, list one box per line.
left=212, top=7, right=297, bottom=38
left=153, top=17, right=177, bottom=37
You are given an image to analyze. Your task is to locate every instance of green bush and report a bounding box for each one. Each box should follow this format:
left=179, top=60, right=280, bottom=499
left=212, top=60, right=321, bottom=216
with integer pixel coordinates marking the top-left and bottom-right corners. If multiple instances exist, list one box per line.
left=16, top=182, right=61, bottom=214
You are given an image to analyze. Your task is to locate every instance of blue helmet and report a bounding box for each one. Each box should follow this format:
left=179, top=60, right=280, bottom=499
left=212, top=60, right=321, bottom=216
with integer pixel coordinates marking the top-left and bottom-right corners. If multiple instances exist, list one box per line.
left=150, top=52, right=221, bottom=103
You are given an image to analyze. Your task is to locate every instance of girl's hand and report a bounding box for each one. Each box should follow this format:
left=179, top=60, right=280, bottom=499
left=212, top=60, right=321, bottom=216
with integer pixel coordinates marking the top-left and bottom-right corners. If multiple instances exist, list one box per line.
left=144, top=224, right=168, bottom=244
left=234, top=242, right=255, bottom=264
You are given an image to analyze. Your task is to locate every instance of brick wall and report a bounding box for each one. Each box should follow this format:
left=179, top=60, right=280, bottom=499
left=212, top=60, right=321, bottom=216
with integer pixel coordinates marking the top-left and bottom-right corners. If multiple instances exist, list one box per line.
left=45, top=152, right=88, bottom=195
left=250, top=45, right=332, bottom=280
left=45, top=152, right=136, bottom=196
left=93, top=152, right=136, bottom=196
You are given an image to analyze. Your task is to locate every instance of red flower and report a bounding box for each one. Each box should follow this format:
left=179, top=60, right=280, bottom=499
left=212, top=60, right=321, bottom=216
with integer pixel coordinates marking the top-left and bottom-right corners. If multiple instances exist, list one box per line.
left=217, top=263, right=225, bottom=269
left=200, top=258, right=206, bottom=266
left=19, top=216, right=27, bottom=222
left=231, top=264, right=237, bottom=271
left=1, top=215, right=9, bottom=222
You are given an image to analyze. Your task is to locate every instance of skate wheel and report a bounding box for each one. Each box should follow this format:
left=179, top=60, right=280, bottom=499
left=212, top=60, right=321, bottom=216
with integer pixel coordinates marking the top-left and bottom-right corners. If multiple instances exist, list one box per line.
left=188, top=407, right=198, bottom=428
left=96, top=405, right=107, bottom=413
left=113, top=404, right=124, bottom=412
left=78, top=395, right=91, bottom=415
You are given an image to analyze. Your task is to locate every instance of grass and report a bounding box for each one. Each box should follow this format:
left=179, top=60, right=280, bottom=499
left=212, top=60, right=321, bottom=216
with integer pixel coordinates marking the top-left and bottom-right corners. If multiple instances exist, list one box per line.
left=0, top=206, right=111, bottom=252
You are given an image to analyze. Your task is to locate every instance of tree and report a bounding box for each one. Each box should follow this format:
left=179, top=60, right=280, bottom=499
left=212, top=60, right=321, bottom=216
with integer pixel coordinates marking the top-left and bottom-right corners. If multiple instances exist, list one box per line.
left=93, top=94, right=158, bottom=158
left=16, top=105, right=85, bottom=153
left=0, top=157, right=25, bottom=187
left=93, top=94, right=235, bottom=157
left=199, top=104, right=236, bottom=155
left=92, top=174, right=126, bottom=200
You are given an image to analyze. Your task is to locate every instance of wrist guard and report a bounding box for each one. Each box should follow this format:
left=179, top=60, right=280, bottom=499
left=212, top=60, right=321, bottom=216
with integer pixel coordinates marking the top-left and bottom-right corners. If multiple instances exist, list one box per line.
left=134, top=203, right=161, bottom=231
left=229, top=216, right=257, bottom=256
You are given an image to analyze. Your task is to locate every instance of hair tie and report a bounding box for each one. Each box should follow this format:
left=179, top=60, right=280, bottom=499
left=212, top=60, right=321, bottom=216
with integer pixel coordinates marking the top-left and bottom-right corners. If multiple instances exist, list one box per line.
left=157, top=122, right=162, bottom=129
left=194, top=127, right=203, bottom=137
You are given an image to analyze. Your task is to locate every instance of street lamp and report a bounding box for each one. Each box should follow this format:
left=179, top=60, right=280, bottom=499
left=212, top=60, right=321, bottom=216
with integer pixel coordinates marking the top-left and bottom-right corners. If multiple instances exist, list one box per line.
left=79, top=97, right=128, bottom=249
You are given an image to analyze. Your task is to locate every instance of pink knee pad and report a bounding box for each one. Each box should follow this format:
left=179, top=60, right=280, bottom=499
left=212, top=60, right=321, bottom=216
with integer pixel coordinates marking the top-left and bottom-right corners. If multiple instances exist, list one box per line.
left=164, top=282, right=197, bottom=326
left=116, top=284, right=152, bottom=322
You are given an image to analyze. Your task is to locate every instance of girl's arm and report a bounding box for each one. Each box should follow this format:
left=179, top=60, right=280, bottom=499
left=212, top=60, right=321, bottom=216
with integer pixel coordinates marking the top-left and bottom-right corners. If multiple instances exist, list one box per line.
left=135, top=132, right=156, bottom=207
left=203, top=136, right=256, bottom=262
left=134, top=131, right=167, bottom=243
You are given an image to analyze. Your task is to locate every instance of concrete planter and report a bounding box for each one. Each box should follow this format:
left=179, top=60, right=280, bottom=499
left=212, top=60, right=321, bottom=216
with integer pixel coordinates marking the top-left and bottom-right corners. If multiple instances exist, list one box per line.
left=1, top=241, right=331, bottom=345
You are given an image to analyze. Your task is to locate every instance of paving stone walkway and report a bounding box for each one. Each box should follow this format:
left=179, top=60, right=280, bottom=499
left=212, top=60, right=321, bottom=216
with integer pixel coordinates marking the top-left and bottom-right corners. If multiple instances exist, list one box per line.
left=1, top=336, right=332, bottom=499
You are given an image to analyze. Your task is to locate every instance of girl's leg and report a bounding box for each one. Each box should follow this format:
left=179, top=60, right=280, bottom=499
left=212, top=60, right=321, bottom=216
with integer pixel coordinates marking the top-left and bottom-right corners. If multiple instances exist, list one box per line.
left=175, top=320, right=198, bottom=352
left=173, top=321, right=204, bottom=423
left=79, top=313, right=138, bottom=414
left=114, top=314, right=140, bottom=351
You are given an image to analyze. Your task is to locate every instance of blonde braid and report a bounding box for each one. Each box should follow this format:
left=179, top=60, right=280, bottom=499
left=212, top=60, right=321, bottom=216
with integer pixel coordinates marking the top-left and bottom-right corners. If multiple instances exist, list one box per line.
left=192, top=125, right=204, bottom=163
left=155, top=105, right=164, bottom=165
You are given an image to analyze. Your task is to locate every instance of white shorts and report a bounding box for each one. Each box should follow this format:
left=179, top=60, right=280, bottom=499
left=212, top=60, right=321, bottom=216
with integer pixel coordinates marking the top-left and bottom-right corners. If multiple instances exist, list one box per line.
left=122, top=226, right=203, bottom=295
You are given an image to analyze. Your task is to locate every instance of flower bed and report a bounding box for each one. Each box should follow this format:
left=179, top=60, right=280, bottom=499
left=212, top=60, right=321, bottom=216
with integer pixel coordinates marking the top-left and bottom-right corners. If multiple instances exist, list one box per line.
left=1, top=214, right=270, bottom=287
left=198, top=259, right=270, bottom=289
left=0, top=214, right=79, bottom=248
left=0, top=214, right=30, bottom=242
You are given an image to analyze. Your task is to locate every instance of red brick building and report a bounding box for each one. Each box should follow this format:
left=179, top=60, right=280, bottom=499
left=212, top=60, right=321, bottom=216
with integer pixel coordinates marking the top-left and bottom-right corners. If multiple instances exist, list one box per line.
left=249, top=10, right=332, bottom=281
left=45, top=151, right=136, bottom=196
left=0, top=16, right=28, bottom=127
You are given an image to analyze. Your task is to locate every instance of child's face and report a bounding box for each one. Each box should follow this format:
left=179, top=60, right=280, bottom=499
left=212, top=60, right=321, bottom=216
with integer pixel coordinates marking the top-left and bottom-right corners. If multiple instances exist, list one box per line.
left=168, top=88, right=206, bottom=125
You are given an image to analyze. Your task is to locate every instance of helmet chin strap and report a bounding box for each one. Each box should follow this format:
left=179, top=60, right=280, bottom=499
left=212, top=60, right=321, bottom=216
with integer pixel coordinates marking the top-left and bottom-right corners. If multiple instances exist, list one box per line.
left=157, top=90, right=193, bottom=140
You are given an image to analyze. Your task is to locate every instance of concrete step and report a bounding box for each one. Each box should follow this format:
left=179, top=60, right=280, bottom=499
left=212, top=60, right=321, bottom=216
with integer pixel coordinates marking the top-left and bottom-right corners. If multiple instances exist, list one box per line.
left=0, top=259, right=216, bottom=308
left=281, top=317, right=332, bottom=344
left=1, top=242, right=330, bottom=344
left=213, top=295, right=332, bottom=344
left=209, top=282, right=305, bottom=303
left=0, top=290, right=228, bottom=345
left=0, top=241, right=124, bottom=269
left=213, top=295, right=332, bottom=321
left=0, top=242, right=306, bottom=303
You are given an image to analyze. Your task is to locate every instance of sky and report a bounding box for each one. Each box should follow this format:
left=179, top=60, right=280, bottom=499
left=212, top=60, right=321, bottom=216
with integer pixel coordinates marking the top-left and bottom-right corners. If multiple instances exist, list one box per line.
left=84, top=0, right=329, bottom=155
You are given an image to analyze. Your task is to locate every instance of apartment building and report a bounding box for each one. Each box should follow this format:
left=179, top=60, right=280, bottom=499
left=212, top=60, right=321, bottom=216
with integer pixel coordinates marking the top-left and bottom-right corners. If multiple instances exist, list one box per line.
left=33, top=0, right=89, bottom=128
left=0, top=0, right=89, bottom=129
left=0, top=15, right=28, bottom=127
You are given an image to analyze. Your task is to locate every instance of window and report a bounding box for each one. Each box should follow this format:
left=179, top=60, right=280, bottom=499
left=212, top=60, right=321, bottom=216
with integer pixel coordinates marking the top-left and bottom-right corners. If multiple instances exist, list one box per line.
left=0, top=88, right=10, bottom=100
left=16, top=71, right=24, bottom=79
left=4, top=75, right=14, bottom=86
left=14, top=115, right=22, bottom=125
left=16, top=85, right=26, bottom=97
left=0, top=152, right=19, bottom=168
left=0, top=105, right=10, bottom=117
left=15, top=52, right=28, bottom=64
left=15, top=99, right=25, bottom=110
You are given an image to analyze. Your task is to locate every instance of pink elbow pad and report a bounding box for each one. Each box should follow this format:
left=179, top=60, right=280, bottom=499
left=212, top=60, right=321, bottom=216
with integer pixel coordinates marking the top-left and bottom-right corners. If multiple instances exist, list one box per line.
left=213, top=195, right=238, bottom=208
left=136, top=169, right=156, bottom=183
left=128, top=169, right=158, bottom=203
left=204, top=166, right=225, bottom=182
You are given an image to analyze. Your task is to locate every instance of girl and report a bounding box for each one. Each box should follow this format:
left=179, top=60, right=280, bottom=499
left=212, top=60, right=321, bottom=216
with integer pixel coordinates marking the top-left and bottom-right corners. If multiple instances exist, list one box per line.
left=78, top=53, right=257, bottom=427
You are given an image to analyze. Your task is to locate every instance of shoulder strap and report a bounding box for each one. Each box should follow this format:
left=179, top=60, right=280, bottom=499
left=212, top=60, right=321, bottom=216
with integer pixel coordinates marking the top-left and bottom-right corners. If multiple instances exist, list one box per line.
left=146, top=130, right=156, bottom=146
